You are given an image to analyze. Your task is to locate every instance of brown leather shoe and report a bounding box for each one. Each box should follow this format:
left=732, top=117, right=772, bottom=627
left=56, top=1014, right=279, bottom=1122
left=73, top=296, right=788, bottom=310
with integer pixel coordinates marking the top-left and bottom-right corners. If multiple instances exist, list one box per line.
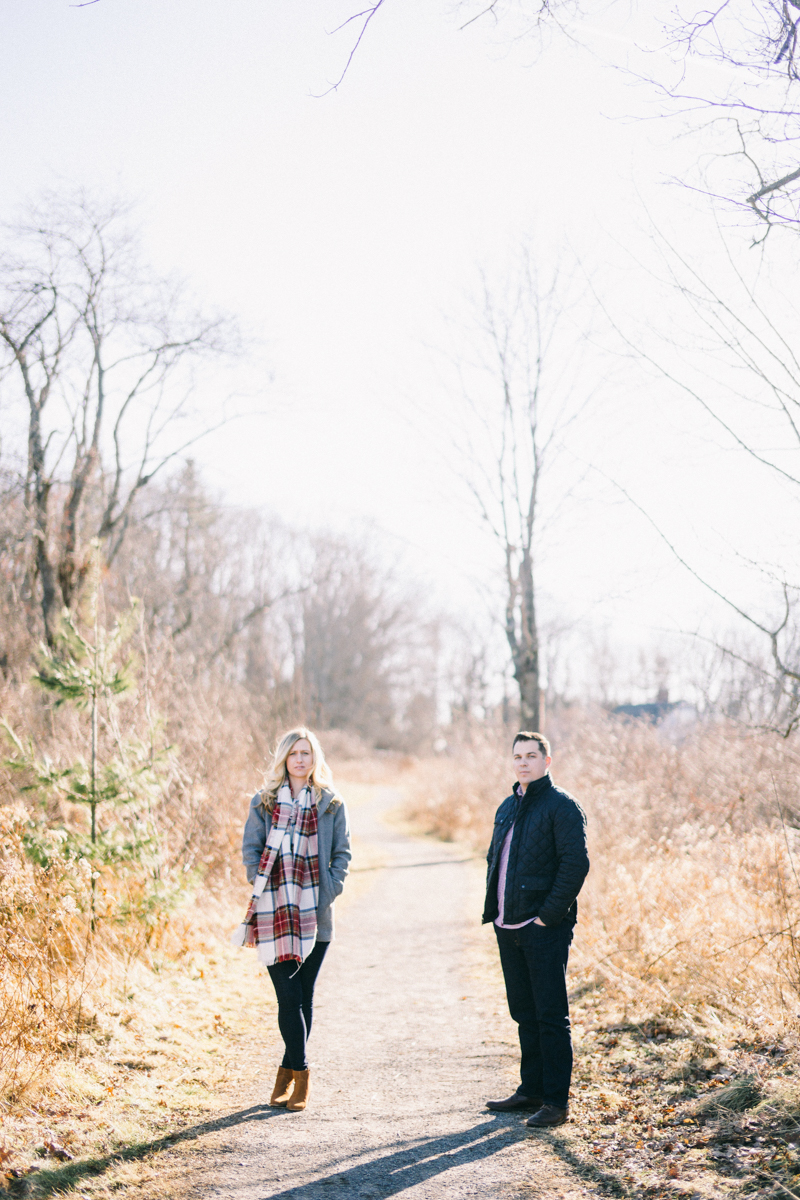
left=486, top=1091, right=543, bottom=1111
left=526, top=1104, right=568, bottom=1127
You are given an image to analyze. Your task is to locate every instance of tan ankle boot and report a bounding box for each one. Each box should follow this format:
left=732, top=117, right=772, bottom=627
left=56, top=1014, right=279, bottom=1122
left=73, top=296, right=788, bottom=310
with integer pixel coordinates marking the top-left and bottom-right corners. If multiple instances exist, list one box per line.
left=270, top=1066, right=294, bottom=1107
left=286, top=1068, right=310, bottom=1111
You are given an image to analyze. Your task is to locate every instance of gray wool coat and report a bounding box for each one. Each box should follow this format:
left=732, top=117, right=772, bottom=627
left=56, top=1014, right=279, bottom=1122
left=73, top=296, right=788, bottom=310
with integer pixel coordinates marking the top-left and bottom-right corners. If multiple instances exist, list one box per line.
left=241, top=786, right=351, bottom=942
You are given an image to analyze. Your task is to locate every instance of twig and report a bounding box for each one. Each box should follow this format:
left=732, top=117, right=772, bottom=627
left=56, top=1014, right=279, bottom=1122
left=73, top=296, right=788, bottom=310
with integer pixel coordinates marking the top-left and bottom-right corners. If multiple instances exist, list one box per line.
left=316, top=1, right=388, bottom=96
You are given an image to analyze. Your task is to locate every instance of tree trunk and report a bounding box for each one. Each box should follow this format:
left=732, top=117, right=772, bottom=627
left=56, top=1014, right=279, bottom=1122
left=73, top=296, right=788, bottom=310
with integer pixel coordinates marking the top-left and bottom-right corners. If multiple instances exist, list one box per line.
left=22, top=355, right=61, bottom=644
left=514, top=547, right=541, bottom=729
left=515, top=657, right=541, bottom=729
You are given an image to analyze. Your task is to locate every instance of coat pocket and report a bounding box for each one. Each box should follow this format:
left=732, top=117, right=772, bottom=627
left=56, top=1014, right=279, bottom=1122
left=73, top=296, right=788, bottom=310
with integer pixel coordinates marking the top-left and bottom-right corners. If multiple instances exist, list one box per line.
left=519, top=875, right=553, bottom=892
left=317, top=864, right=336, bottom=910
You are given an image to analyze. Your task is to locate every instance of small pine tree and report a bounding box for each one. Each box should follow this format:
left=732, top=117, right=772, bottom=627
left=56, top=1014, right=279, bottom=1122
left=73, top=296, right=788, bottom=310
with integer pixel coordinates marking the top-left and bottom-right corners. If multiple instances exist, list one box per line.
left=3, top=556, right=184, bottom=935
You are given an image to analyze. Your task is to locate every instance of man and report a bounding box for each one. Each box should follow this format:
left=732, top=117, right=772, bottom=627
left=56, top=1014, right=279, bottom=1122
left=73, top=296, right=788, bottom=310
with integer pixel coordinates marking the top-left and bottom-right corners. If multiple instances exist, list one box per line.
left=483, top=731, right=590, bottom=1127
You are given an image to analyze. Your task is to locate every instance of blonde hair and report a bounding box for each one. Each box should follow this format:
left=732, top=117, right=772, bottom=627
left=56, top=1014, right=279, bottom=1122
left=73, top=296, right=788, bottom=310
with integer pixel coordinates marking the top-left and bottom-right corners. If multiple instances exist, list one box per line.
left=259, top=727, right=337, bottom=815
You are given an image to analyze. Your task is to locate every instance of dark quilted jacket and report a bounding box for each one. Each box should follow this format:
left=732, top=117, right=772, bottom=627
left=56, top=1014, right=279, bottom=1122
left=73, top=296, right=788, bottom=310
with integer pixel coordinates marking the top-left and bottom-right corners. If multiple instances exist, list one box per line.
left=482, top=773, right=590, bottom=928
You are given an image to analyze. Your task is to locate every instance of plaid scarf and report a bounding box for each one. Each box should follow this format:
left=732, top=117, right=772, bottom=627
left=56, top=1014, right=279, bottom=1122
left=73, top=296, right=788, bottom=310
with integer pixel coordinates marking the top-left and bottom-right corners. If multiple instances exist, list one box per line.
left=240, top=783, right=320, bottom=967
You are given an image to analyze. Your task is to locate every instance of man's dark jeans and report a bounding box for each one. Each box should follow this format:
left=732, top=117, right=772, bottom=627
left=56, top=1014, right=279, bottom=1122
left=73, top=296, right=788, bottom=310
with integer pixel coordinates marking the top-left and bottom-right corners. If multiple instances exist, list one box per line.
left=495, top=921, right=574, bottom=1108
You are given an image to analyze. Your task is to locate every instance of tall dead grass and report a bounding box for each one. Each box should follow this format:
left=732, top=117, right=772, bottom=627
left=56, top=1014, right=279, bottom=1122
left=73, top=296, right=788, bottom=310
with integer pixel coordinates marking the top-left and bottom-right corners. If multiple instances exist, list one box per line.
left=0, top=804, right=92, bottom=1100
left=0, top=647, right=268, bottom=1108
left=0, top=643, right=388, bottom=1109
left=404, top=710, right=800, bottom=1029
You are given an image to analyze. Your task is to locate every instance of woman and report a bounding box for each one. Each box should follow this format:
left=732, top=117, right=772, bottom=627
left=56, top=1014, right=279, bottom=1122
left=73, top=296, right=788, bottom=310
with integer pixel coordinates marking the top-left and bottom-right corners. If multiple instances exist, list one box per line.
left=240, top=727, right=351, bottom=1112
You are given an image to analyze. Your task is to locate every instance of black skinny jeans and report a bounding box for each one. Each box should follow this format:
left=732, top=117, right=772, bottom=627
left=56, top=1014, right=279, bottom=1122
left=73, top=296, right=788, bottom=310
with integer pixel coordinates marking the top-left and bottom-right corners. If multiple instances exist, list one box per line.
left=495, top=921, right=574, bottom=1108
left=266, top=940, right=329, bottom=1071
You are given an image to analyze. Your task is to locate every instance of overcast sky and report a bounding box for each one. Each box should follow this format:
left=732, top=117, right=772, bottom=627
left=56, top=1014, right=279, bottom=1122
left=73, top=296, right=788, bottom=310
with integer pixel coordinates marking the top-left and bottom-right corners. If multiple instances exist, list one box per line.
left=2, top=1, right=797, bottom=701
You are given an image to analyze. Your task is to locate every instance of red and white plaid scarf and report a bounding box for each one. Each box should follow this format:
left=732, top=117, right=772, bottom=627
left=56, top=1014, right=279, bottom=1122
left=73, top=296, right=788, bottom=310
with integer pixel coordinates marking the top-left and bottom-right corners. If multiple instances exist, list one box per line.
left=240, top=784, right=319, bottom=966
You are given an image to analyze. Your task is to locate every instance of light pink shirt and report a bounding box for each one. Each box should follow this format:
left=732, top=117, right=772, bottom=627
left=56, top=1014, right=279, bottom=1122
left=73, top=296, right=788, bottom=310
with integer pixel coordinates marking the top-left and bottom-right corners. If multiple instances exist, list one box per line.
left=495, top=819, right=535, bottom=930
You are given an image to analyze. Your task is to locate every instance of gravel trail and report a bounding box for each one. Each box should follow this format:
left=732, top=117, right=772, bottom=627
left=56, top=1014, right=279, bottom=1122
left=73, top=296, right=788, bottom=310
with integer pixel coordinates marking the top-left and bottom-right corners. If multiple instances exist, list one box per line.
left=198, top=786, right=595, bottom=1200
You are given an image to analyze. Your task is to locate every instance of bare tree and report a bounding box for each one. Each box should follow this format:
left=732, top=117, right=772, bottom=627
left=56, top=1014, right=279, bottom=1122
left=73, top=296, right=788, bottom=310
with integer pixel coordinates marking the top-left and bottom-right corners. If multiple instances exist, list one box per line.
left=453, top=255, right=594, bottom=728
left=457, top=0, right=800, bottom=236
left=104, top=473, right=440, bottom=748
left=619, top=481, right=800, bottom=735
left=460, top=0, right=800, bottom=75
left=70, top=1, right=800, bottom=227
left=111, top=463, right=299, bottom=671
left=646, top=237, right=800, bottom=491
left=297, top=534, right=428, bottom=745
left=603, top=232, right=800, bottom=732
left=0, top=191, right=235, bottom=643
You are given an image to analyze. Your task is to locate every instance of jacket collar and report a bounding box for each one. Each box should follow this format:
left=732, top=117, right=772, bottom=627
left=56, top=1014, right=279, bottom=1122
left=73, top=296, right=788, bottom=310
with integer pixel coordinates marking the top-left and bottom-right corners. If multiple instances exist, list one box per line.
left=316, top=786, right=336, bottom=815
left=514, top=773, right=553, bottom=803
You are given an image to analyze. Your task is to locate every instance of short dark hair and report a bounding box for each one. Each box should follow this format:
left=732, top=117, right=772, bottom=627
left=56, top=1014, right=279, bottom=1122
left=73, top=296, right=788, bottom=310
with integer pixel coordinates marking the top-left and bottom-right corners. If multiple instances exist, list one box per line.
left=512, top=730, right=551, bottom=758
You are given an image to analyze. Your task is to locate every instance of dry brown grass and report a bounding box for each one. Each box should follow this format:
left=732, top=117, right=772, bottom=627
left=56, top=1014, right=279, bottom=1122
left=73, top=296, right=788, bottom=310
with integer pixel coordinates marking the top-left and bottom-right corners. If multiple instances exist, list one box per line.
left=0, top=640, right=274, bottom=1196
left=5, top=723, right=800, bottom=1200
left=0, top=751, right=259, bottom=1196
left=0, top=704, right=406, bottom=1194
left=0, top=807, right=82, bottom=1096
left=0, top=921, right=272, bottom=1199
left=464, top=899, right=800, bottom=1199
left=0, top=754, right=266, bottom=1196
left=446, top=728, right=800, bottom=1199
left=403, top=711, right=800, bottom=1030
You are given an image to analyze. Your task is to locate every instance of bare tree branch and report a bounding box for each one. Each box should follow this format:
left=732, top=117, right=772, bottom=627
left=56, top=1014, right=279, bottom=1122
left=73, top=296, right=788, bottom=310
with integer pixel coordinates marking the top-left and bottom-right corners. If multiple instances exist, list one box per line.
left=316, top=0, right=389, bottom=96
left=450, top=251, right=595, bottom=725
left=0, top=192, right=241, bottom=641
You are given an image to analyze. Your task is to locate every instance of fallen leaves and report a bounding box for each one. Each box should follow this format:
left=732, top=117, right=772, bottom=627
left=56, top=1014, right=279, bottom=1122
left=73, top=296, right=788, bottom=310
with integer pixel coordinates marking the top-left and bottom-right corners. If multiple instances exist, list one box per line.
left=42, top=1137, right=73, bottom=1162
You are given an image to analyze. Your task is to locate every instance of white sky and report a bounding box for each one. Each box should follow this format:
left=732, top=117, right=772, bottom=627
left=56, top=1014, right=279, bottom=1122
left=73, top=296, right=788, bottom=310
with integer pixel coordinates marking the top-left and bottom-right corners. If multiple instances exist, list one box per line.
left=1, top=0, right=797, bottom=702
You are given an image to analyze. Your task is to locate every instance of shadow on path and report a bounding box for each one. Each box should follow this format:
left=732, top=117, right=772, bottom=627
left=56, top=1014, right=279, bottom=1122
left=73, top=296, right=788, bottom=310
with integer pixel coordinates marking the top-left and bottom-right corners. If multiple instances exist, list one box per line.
left=540, top=1129, right=629, bottom=1197
left=9, top=1103, right=283, bottom=1197
left=226, top=1113, right=525, bottom=1198
left=16, top=1108, right=523, bottom=1198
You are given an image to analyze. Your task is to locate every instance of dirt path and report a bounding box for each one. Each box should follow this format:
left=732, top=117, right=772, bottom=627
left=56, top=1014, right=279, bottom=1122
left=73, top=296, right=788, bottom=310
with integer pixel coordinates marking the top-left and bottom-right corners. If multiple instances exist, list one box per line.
left=192, top=786, right=599, bottom=1200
